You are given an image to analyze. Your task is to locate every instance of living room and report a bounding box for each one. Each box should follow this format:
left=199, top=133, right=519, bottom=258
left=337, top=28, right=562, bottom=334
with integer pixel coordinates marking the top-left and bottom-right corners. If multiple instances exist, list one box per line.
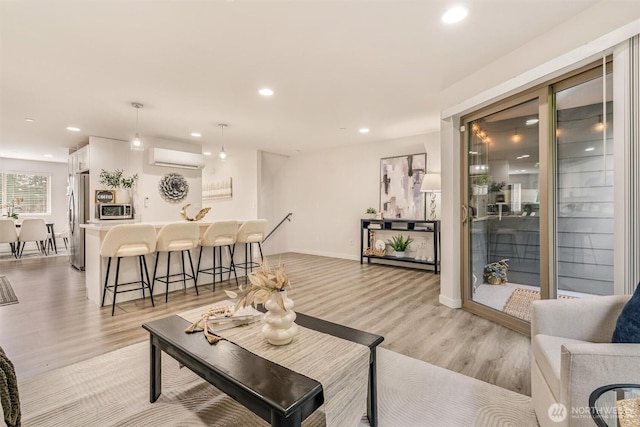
left=2, top=2, right=640, bottom=426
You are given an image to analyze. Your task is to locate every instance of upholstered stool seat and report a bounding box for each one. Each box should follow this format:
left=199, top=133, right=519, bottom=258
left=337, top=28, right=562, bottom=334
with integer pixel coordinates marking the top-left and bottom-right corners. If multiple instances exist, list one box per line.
left=234, top=219, right=268, bottom=283
left=100, top=224, right=156, bottom=316
left=196, top=220, right=239, bottom=291
left=152, top=222, right=200, bottom=302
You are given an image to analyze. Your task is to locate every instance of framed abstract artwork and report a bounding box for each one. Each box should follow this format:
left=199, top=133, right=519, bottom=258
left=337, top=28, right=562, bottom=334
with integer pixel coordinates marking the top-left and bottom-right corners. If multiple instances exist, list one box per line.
left=380, top=153, right=426, bottom=220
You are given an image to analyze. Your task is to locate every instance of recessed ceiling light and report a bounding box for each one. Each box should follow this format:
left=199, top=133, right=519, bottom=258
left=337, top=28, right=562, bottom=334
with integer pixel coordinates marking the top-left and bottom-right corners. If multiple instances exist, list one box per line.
left=526, top=119, right=539, bottom=125
left=259, top=88, right=274, bottom=97
left=24, top=118, right=34, bottom=122
left=43, top=154, right=53, bottom=158
left=585, top=147, right=595, bottom=152
left=203, top=151, right=212, bottom=156
left=359, top=128, right=370, bottom=134
left=442, top=6, right=468, bottom=24
left=66, top=126, right=81, bottom=132
left=191, top=132, right=202, bottom=137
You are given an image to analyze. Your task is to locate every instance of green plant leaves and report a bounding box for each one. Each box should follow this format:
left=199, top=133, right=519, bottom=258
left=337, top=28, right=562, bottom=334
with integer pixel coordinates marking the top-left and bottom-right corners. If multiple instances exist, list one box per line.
left=387, top=234, right=414, bottom=251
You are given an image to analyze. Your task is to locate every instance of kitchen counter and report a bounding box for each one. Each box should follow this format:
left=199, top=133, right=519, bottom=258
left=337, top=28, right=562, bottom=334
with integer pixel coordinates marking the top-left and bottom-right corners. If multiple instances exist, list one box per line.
left=83, top=220, right=247, bottom=307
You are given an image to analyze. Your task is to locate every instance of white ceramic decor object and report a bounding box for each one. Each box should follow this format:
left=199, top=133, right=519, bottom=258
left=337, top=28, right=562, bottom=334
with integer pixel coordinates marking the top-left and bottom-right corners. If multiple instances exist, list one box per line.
left=261, top=290, right=298, bottom=345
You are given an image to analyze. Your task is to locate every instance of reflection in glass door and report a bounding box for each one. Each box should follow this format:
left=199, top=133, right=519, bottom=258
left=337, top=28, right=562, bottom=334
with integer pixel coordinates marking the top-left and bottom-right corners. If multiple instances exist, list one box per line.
left=466, top=98, right=541, bottom=322
left=554, top=70, right=613, bottom=297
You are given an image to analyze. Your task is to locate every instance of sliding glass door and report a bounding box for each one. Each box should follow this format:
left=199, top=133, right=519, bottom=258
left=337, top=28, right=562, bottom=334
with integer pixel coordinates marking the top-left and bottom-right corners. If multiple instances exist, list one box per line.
left=463, top=94, right=545, bottom=331
left=461, top=61, right=613, bottom=333
left=554, top=66, right=613, bottom=297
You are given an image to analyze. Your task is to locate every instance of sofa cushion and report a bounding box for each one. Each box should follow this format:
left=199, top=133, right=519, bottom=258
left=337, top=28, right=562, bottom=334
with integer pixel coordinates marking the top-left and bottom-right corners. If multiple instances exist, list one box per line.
left=532, top=334, right=590, bottom=401
left=612, top=284, right=640, bottom=343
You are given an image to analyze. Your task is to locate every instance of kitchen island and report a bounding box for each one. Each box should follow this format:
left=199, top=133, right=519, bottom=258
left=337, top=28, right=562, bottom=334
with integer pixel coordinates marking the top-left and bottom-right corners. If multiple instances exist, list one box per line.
left=81, top=221, right=247, bottom=307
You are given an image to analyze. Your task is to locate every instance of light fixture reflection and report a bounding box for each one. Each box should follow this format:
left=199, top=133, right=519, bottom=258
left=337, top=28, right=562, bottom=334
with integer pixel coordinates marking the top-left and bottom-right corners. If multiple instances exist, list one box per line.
left=511, top=128, right=521, bottom=143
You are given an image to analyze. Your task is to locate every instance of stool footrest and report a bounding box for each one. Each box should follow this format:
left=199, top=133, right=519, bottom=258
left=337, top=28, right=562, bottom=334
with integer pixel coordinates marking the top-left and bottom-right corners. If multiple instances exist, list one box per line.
left=104, top=282, right=152, bottom=294
left=153, top=273, right=196, bottom=285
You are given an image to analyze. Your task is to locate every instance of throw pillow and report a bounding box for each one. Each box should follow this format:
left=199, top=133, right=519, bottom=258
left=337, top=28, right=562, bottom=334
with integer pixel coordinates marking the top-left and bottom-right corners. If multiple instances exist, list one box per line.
left=612, top=283, right=640, bottom=343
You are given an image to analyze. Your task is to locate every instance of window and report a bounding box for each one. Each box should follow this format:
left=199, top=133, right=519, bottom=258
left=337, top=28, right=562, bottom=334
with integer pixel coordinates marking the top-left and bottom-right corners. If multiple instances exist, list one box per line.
left=1, top=171, right=51, bottom=216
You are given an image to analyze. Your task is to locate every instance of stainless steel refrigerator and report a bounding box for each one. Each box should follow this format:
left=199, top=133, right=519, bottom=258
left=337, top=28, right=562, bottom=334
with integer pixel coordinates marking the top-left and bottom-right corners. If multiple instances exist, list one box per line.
left=69, top=172, right=89, bottom=270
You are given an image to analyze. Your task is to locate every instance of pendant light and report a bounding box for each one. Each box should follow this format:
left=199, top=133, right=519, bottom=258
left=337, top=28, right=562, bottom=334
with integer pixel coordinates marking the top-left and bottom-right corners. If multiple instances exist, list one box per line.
left=130, top=102, right=144, bottom=151
left=218, top=123, right=228, bottom=160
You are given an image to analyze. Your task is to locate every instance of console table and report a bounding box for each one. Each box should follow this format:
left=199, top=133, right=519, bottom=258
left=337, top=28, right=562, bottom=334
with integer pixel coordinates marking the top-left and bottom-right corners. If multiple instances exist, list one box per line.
left=360, top=219, right=440, bottom=273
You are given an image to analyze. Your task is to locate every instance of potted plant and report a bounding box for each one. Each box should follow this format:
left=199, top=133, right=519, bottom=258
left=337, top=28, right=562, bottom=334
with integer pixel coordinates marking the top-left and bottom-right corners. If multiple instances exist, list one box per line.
left=366, top=207, right=377, bottom=219
left=489, top=180, right=506, bottom=203
left=471, top=174, right=490, bottom=195
left=483, top=259, right=509, bottom=285
left=1, top=197, right=23, bottom=220
left=387, top=234, right=413, bottom=258
left=99, top=169, right=138, bottom=203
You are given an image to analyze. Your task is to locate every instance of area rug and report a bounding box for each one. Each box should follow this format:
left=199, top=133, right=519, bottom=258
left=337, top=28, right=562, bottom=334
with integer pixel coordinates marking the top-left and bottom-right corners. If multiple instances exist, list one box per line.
left=18, top=341, right=538, bottom=426
left=503, top=288, right=573, bottom=322
left=0, top=276, right=18, bottom=306
left=0, top=248, right=69, bottom=262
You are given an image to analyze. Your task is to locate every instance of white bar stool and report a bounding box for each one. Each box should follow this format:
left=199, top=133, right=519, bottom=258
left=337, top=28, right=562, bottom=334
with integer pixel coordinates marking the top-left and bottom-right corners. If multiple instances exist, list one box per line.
left=152, top=222, right=200, bottom=302
left=196, top=220, right=239, bottom=291
left=100, top=224, right=156, bottom=316
left=234, top=219, right=267, bottom=283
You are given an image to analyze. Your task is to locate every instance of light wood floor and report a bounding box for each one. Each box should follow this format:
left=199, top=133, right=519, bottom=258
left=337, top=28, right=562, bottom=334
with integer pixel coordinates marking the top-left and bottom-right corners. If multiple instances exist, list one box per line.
left=0, top=252, right=532, bottom=395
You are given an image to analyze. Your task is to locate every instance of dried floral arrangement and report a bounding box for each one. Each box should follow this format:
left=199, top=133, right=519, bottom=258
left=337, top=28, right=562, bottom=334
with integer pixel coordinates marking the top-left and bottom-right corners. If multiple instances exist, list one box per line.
left=225, top=260, right=291, bottom=311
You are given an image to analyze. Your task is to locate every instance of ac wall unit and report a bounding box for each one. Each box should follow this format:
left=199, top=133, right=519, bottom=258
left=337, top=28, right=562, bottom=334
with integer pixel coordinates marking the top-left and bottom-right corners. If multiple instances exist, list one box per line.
left=149, top=148, right=205, bottom=170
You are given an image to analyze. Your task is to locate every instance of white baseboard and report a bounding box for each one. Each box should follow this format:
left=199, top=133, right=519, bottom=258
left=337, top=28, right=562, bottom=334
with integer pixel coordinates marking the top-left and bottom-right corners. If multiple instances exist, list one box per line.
left=288, top=248, right=360, bottom=262
left=439, top=294, right=462, bottom=309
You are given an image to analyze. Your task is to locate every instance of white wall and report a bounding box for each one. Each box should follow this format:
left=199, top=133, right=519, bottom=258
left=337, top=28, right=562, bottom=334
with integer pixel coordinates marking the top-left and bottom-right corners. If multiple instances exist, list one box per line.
left=259, top=151, right=290, bottom=255
left=439, top=8, right=640, bottom=308
left=268, top=133, right=440, bottom=259
left=0, top=157, right=68, bottom=228
left=134, top=138, right=203, bottom=222
left=202, top=148, right=259, bottom=221
left=88, top=136, right=203, bottom=223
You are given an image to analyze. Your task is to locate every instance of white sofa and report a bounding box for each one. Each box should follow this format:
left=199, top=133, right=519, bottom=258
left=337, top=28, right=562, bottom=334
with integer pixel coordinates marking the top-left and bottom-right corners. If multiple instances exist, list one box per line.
left=531, top=295, right=640, bottom=426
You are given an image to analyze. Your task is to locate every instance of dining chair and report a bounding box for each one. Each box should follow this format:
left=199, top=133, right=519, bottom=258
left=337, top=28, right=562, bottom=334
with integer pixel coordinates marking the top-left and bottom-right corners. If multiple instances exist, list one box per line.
left=48, top=223, right=69, bottom=252
left=16, top=218, right=48, bottom=258
left=0, top=219, right=19, bottom=258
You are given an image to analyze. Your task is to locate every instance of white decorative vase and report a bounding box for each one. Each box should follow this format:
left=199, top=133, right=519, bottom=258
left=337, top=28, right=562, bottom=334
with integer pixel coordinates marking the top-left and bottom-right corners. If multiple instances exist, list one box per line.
left=394, top=251, right=405, bottom=258
left=261, top=290, right=298, bottom=345
left=116, top=189, right=131, bottom=204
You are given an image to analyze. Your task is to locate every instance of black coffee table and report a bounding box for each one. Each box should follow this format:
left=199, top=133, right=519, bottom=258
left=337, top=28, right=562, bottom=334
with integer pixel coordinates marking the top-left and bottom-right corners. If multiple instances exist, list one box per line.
left=142, top=313, right=383, bottom=427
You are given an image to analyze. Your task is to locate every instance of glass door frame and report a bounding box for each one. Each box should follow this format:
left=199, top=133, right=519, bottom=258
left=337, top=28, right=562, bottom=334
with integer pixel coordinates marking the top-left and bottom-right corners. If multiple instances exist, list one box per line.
left=460, top=87, right=551, bottom=335
left=459, top=59, right=612, bottom=335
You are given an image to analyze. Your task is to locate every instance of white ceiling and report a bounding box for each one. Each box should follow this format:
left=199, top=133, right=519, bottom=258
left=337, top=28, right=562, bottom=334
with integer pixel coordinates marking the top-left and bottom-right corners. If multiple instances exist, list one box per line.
left=0, top=0, right=602, bottom=163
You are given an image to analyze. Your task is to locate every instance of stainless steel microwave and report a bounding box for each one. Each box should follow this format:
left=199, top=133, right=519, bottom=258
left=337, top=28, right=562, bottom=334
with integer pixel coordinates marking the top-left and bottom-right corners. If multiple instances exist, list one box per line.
left=96, top=203, right=133, bottom=220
